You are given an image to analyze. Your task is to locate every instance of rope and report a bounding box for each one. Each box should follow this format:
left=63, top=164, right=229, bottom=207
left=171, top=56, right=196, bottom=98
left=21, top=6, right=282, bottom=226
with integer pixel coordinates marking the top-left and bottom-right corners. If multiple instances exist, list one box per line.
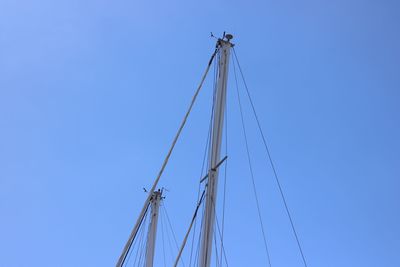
left=233, top=53, right=272, bottom=267
left=233, top=48, right=308, bottom=267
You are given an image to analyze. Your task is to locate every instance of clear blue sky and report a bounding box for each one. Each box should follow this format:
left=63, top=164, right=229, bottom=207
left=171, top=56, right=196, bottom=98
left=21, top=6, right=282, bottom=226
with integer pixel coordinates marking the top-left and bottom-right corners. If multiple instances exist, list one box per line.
left=1, top=0, right=399, bottom=266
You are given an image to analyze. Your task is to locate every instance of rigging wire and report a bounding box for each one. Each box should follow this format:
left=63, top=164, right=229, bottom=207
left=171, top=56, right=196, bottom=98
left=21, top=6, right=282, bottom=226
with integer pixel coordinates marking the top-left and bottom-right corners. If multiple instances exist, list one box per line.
left=191, top=50, right=221, bottom=267
left=174, top=189, right=207, bottom=267
left=232, top=48, right=308, bottom=267
left=142, top=207, right=154, bottom=267
left=162, top=205, right=177, bottom=265
left=137, top=217, right=148, bottom=266
left=232, top=52, right=273, bottom=267
left=132, top=221, right=144, bottom=266
left=123, top=202, right=149, bottom=267
left=213, top=229, right=220, bottom=267
left=189, top=52, right=219, bottom=267
left=125, top=210, right=142, bottom=266
left=189, top=134, right=211, bottom=267
left=189, top=127, right=211, bottom=267
left=194, top=196, right=206, bottom=266
left=121, top=202, right=150, bottom=266
left=206, top=154, right=230, bottom=266
left=219, top=67, right=229, bottom=267
left=124, top=210, right=142, bottom=265
left=161, top=204, right=175, bottom=266
left=160, top=203, right=167, bottom=267
left=133, top=207, right=150, bottom=266
left=163, top=204, right=186, bottom=267
left=210, top=196, right=229, bottom=267
left=189, top=134, right=210, bottom=267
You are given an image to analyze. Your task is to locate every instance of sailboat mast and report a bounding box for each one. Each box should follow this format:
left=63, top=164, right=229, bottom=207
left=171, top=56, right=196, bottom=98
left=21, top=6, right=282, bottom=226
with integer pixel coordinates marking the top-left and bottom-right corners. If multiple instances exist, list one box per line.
left=199, top=34, right=233, bottom=267
left=145, top=190, right=162, bottom=267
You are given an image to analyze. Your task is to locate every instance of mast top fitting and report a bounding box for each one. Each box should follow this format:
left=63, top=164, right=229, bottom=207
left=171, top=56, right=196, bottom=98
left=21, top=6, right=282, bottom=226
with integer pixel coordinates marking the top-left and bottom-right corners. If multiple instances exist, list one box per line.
left=216, top=32, right=234, bottom=48
left=225, top=33, right=233, bottom=41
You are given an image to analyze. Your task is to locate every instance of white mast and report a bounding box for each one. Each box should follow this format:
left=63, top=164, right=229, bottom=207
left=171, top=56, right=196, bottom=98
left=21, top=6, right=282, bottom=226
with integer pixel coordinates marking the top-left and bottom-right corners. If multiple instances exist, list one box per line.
left=199, top=34, right=233, bottom=267
left=145, top=189, right=162, bottom=267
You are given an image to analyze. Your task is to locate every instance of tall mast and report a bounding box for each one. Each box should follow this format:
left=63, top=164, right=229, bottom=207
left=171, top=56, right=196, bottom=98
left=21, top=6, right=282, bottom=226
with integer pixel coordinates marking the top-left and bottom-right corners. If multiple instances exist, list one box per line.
left=145, top=190, right=162, bottom=267
left=199, top=34, right=233, bottom=267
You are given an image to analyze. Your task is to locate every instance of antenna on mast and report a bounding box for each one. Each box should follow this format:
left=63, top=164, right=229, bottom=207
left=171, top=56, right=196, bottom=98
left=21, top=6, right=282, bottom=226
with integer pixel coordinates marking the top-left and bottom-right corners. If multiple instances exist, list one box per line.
left=225, top=33, right=233, bottom=41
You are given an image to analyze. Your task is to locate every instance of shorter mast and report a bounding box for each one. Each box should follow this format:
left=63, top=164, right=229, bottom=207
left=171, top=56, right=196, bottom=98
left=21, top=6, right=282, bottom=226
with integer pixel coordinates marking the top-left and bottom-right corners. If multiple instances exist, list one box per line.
left=145, top=189, right=163, bottom=267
